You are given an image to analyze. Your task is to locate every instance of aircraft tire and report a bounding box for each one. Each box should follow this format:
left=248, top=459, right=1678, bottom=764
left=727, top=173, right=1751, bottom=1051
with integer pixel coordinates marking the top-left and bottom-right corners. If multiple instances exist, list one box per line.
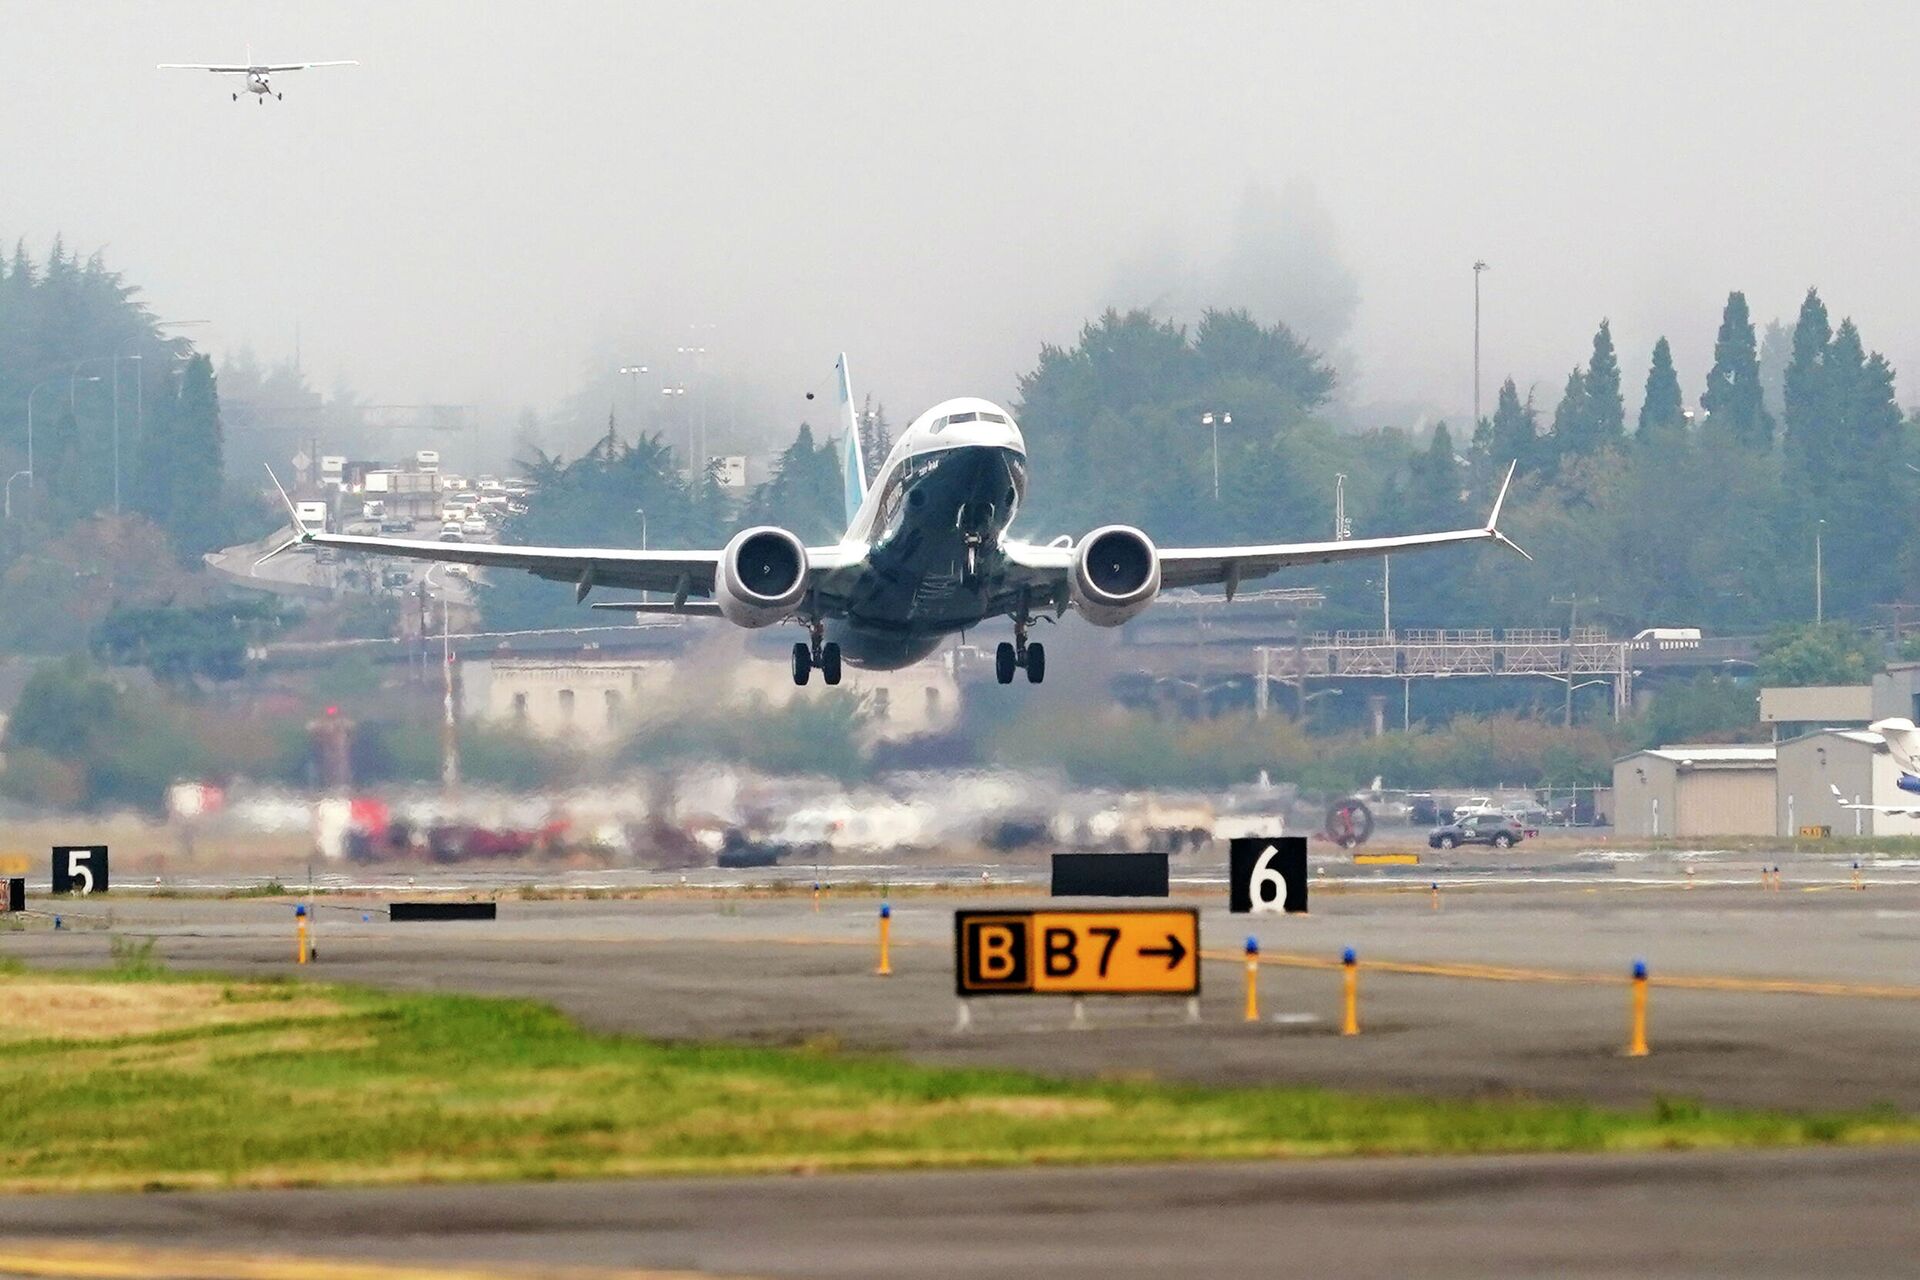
left=791, top=642, right=812, bottom=687
left=995, top=642, right=1016, bottom=684
left=821, top=642, right=843, bottom=686
left=1025, top=641, right=1046, bottom=684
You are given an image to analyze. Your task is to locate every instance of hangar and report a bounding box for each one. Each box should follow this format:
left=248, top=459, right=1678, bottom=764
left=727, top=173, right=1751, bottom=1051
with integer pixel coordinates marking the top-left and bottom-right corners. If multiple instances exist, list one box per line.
left=1611, top=745, right=1777, bottom=838
left=1774, top=729, right=1920, bottom=837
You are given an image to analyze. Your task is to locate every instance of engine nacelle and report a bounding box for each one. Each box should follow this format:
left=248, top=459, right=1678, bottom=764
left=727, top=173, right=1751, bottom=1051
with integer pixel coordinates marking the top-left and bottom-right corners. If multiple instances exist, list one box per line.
left=714, top=526, right=809, bottom=628
left=1071, top=525, right=1161, bottom=627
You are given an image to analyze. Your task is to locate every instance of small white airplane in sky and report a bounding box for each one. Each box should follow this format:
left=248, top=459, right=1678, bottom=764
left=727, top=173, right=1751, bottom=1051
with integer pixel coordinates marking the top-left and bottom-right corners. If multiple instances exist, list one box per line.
left=159, top=48, right=357, bottom=103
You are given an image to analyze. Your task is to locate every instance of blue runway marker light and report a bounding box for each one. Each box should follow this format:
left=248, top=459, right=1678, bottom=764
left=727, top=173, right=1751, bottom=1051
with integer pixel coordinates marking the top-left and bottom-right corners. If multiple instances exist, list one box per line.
left=295, top=904, right=307, bottom=917
left=1343, top=946, right=1356, bottom=966
left=1633, top=958, right=1648, bottom=980
left=1244, top=935, right=1259, bottom=955
left=879, top=903, right=891, bottom=919
left=53, top=915, right=62, bottom=930
left=362, top=913, right=370, bottom=922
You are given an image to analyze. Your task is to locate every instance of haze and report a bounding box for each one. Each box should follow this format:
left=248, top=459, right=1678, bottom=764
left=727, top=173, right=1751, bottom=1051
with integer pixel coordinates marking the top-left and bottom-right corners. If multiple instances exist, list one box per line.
left=5, top=0, right=1915, bottom=447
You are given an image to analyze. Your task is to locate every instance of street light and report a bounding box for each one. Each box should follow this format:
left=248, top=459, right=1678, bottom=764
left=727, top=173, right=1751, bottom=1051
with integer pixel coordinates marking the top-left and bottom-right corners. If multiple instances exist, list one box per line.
left=660, top=384, right=689, bottom=465
left=618, top=364, right=648, bottom=429
left=1201, top=410, right=1232, bottom=500
left=18, top=374, right=100, bottom=522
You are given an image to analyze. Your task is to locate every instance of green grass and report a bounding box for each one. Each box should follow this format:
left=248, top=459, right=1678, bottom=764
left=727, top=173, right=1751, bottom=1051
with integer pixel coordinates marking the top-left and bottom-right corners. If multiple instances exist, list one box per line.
left=0, top=970, right=1914, bottom=1194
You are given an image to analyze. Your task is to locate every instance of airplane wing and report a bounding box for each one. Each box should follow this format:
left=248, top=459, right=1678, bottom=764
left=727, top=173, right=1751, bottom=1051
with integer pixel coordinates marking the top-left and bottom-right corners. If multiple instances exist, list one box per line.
left=1828, top=784, right=1920, bottom=817
left=157, top=64, right=252, bottom=73
left=1004, top=461, right=1529, bottom=599
left=259, top=468, right=853, bottom=605
left=260, top=61, right=359, bottom=71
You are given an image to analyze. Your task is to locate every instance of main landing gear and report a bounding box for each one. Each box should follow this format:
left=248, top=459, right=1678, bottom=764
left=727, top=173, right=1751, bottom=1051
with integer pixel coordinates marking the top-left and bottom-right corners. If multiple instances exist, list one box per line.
left=995, top=620, right=1045, bottom=685
left=791, top=622, right=842, bottom=687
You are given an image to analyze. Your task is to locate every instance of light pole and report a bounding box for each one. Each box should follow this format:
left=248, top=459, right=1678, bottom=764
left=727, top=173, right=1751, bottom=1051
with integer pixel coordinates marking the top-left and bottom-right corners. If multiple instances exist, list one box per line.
left=1815, top=518, right=1826, bottom=624
left=22, top=374, right=100, bottom=521
left=634, top=507, right=648, bottom=602
left=618, top=364, right=648, bottom=429
left=1201, top=410, right=1232, bottom=500
left=677, top=340, right=710, bottom=475
left=1472, top=260, right=1488, bottom=429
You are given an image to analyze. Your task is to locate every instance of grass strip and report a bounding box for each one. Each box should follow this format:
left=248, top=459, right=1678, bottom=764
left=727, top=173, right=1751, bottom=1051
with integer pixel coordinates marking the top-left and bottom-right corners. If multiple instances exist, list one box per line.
left=0, top=970, right=1913, bottom=1194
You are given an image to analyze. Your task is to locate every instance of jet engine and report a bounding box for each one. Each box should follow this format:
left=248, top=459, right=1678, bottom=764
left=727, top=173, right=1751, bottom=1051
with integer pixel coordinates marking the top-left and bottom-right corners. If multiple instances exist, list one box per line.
left=714, top=526, right=809, bottom=627
left=1070, top=525, right=1161, bottom=626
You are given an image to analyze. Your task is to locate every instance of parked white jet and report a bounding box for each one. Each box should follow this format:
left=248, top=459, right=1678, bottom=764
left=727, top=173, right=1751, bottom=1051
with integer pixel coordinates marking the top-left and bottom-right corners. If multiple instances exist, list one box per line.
left=1830, top=718, right=1920, bottom=816
left=266, top=355, right=1529, bottom=687
left=159, top=49, right=357, bottom=102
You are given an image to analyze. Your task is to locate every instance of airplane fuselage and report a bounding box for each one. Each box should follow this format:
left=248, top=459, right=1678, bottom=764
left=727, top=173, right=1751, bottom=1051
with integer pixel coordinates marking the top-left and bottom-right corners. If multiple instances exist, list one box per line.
left=829, top=442, right=1027, bottom=668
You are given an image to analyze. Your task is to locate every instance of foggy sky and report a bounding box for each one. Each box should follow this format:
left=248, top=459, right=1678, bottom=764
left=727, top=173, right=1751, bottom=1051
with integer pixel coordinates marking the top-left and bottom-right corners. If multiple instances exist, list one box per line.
left=5, top=0, right=1918, bottom=449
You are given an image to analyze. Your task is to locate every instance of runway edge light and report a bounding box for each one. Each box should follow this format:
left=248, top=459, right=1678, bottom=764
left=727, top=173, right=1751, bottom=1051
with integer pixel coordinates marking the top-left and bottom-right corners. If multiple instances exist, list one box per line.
left=1341, top=947, right=1359, bottom=1037
left=1243, top=936, right=1260, bottom=1023
left=1626, top=959, right=1649, bottom=1057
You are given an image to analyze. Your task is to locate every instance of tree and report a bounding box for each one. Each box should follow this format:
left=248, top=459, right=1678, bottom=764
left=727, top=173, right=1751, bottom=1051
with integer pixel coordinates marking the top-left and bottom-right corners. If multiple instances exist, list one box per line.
left=1405, top=423, right=1467, bottom=531
left=1579, top=319, right=1625, bottom=450
left=857, top=394, right=892, bottom=483
left=1756, top=622, right=1877, bottom=687
left=1484, top=378, right=1539, bottom=474
left=1546, top=366, right=1587, bottom=466
left=1782, top=288, right=1833, bottom=476
left=165, top=355, right=226, bottom=557
left=1701, top=291, right=1773, bottom=448
left=1636, top=337, right=1684, bottom=446
left=741, top=423, right=844, bottom=542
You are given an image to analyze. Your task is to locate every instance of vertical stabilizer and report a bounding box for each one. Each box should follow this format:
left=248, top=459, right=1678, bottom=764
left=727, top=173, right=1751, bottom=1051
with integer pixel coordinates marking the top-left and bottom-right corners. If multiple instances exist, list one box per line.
left=837, top=353, right=865, bottom=529
left=1872, top=717, right=1920, bottom=777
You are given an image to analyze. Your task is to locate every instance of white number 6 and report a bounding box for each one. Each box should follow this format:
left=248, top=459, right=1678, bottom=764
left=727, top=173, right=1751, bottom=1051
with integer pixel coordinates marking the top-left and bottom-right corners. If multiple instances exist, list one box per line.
left=1250, top=847, right=1286, bottom=913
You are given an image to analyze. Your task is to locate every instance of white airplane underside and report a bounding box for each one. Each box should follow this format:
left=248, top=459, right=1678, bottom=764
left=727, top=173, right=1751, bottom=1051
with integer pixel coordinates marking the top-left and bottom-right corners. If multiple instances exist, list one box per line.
left=269, top=354, right=1529, bottom=687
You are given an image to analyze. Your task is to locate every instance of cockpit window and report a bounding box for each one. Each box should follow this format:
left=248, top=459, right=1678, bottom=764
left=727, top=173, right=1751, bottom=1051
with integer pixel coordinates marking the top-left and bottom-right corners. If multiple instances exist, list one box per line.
left=947, top=411, right=978, bottom=425
left=979, top=411, right=1010, bottom=424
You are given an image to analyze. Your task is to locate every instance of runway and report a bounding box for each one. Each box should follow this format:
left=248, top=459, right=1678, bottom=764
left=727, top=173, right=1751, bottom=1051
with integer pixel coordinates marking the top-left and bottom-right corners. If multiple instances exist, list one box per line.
left=2, top=1147, right=1917, bottom=1278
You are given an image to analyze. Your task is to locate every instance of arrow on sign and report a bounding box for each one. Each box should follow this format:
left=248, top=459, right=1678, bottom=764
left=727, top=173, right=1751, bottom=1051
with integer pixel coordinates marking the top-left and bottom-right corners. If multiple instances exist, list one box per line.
left=1138, top=933, right=1187, bottom=970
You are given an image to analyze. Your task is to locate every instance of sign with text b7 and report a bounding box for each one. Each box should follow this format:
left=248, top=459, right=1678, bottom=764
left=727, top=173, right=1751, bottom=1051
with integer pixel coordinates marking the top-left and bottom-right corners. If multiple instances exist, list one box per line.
left=955, top=909, right=1199, bottom=997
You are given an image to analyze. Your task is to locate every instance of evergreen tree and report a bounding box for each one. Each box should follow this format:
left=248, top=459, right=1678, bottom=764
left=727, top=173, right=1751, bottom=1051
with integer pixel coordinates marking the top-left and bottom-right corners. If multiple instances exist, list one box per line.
left=1486, top=378, right=1538, bottom=473
left=1546, top=366, right=1587, bottom=465
left=1783, top=288, right=1833, bottom=475
left=1406, top=423, right=1467, bottom=528
left=1758, top=319, right=1791, bottom=421
left=1579, top=319, right=1625, bottom=450
left=1701, top=291, right=1773, bottom=448
left=165, top=355, right=226, bottom=557
left=857, top=394, right=892, bottom=484
left=743, top=424, right=844, bottom=542
left=1636, top=337, right=1684, bottom=445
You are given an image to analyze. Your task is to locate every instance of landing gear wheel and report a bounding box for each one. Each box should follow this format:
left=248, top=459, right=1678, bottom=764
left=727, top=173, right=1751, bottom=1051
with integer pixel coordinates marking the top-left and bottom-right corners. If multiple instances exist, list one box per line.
left=1025, top=641, right=1046, bottom=684
left=791, top=642, right=812, bottom=687
left=820, top=642, right=843, bottom=686
left=231, top=92, right=238, bottom=101
left=995, top=642, right=1017, bottom=684
left=276, top=92, right=284, bottom=100
left=1325, top=798, right=1375, bottom=849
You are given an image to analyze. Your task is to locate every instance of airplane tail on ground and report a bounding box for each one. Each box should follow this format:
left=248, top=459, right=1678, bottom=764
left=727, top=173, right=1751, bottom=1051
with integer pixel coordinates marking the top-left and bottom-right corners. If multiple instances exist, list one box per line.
left=837, top=353, right=865, bottom=529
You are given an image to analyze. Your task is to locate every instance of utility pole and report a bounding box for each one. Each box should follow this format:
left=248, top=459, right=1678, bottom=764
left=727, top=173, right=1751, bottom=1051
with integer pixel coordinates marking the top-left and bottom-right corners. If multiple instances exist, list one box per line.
left=440, top=597, right=459, bottom=790
left=1815, top=518, right=1826, bottom=624
left=1472, top=260, right=1489, bottom=430
left=1551, top=594, right=1586, bottom=727
left=1202, top=411, right=1231, bottom=500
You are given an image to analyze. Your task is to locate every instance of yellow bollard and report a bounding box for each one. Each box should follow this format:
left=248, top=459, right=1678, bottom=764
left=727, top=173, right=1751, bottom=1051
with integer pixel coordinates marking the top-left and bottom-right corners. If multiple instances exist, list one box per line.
left=1430, top=881, right=1440, bottom=911
left=1626, top=959, right=1649, bottom=1056
left=875, top=902, right=893, bottom=976
left=1853, top=861, right=1864, bottom=891
left=1761, top=865, right=1773, bottom=891
left=1243, top=936, right=1260, bottom=1023
left=1773, top=865, right=1784, bottom=892
left=295, top=904, right=309, bottom=966
left=1685, top=866, right=1694, bottom=890
left=1340, top=947, right=1359, bottom=1036
left=812, top=881, right=821, bottom=913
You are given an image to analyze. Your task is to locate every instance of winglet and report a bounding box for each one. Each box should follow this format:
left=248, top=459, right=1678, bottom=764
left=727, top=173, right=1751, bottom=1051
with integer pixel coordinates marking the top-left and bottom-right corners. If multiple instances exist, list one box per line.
left=1484, top=460, right=1532, bottom=562
left=256, top=465, right=312, bottom=566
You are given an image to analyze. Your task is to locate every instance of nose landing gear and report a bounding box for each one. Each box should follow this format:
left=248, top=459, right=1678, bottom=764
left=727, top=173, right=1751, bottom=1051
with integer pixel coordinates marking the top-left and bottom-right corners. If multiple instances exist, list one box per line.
left=791, top=621, right=841, bottom=687
left=994, top=619, right=1045, bottom=685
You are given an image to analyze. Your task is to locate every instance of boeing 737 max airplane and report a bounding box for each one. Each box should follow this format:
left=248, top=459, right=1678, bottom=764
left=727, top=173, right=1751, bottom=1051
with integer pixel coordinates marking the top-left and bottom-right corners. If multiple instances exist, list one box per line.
left=268, top=355, right=1529, bottom=687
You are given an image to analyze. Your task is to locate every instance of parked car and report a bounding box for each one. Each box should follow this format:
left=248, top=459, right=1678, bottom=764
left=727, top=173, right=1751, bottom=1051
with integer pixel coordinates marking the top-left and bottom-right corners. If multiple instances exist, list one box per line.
left=461, top=516, right=488, bottom=535
left=380, top=518, right=412, bottom=534
left=1428, top=813, right=1527, bottom=849
left=437, top=525, right=465, bottom=543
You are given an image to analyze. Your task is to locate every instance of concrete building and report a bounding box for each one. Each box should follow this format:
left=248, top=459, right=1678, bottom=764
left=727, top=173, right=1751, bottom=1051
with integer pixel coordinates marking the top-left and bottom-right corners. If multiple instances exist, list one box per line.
left=1774, top=728, right=1920, bottom=837
left=1611, top=745, right=1777, bottom=838
left=1757, top=666, right=1920, bottom=737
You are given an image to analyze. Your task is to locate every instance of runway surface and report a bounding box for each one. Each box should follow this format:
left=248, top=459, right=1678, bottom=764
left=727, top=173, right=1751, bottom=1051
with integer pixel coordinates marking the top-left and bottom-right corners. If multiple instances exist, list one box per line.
left=2, top=1147, right=1917, bottom=1278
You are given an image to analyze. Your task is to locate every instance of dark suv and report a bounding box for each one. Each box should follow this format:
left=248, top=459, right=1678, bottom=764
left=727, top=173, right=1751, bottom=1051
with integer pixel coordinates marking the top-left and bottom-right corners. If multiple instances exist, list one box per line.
left=1428, top=813, right=1526, bottom=849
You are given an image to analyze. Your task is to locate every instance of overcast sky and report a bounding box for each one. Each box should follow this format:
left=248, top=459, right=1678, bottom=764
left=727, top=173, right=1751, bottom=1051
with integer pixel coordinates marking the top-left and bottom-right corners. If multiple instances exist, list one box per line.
left=5, top=0, right=1917, bottom=444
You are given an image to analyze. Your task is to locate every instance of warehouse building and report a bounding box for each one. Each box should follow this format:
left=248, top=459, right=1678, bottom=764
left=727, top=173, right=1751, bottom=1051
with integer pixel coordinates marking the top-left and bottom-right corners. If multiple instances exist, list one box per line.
left=1774, top=728, right=1920, bottom=837
left=1611, top=745, right=1777, bottom=837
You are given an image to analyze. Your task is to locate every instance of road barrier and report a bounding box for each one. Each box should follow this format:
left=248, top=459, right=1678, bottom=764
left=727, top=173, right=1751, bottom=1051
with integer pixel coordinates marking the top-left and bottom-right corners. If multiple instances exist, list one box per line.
left=876, top=902, right=893, bottom=976
left=1626, top=959, right=1649, bottom=1056
left=1341, top=947, right=1360, bottom=1036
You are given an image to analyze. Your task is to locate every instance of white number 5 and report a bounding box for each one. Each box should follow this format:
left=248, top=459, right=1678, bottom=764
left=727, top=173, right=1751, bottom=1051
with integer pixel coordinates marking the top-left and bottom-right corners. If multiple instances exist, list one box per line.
left=1250, top=847, right=1286, bottom=913
left=67, top=852, right=94, bottom=896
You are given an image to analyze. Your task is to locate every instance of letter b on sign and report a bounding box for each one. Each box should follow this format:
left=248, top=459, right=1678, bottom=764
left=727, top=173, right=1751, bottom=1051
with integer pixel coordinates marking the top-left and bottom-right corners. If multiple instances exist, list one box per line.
left=959, top=915, right=1031, bottom=992
left=52, top=845, right=109, bottom=896
left=1230, top=837, right=1305, bottom=914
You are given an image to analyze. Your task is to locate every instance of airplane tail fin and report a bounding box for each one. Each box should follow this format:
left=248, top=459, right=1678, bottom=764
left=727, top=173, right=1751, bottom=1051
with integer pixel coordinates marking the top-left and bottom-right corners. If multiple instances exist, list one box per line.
left=1871, top=718, right=1920, bottom=775
left=836, top=353, right=866, bottom=528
